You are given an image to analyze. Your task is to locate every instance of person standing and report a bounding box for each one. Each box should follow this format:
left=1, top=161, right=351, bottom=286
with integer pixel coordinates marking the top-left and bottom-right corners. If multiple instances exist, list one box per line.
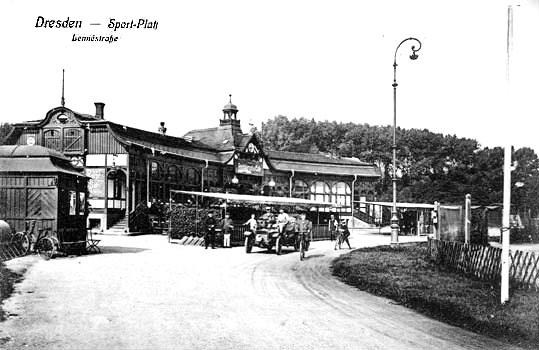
left=339, top=219, right=352, bottom=249
left=295, top=212, right=313, bottom=251
left=205, top=212, right=217, bottom=249
left=221, top=214, right=234, bottom=248
left=329, top=214, right=339, bottom=241
left=244, top=213, right=258, bottom=232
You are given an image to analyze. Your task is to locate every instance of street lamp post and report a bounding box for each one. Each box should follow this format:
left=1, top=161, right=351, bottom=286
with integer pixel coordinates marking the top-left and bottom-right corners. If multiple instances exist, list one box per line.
left=391, top=37, right=422, bottom=246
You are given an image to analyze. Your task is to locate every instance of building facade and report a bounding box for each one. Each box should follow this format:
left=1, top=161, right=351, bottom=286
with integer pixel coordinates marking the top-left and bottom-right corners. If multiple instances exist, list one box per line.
left=5, top=98, right=380, bottom=232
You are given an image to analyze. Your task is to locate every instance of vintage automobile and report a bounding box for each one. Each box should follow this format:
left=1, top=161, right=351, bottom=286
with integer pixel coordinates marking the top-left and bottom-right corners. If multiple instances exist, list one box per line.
left=244, top=212, right=300, bottom=254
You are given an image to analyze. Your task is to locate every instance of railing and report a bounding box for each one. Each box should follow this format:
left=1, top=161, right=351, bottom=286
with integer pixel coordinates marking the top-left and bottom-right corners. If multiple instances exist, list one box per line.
left=427, top=238, right=539, bottom=290
left=353, top=210, right=377, bottom=225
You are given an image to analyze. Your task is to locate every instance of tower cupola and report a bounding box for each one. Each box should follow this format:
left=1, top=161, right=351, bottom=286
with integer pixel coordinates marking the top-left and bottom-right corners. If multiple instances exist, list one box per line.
left=220, top=94, right=242, bottom=134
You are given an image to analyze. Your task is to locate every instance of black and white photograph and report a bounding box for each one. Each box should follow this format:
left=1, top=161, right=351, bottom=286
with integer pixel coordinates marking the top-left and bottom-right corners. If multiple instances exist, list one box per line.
left=1, top=1, right=539, bottom=349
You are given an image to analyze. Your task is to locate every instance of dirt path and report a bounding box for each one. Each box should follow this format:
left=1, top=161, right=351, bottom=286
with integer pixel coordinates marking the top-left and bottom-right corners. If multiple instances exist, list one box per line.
left=0, top=234, right=522, bottom=349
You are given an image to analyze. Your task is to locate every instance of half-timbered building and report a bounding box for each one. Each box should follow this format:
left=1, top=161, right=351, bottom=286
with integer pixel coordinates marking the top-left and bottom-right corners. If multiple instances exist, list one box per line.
left=4, top=97, right=380, bottom=232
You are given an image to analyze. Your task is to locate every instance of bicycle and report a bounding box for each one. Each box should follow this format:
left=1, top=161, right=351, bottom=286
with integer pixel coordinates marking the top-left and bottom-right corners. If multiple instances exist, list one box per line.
left=11, top=221, right=56, bottom=258
left=298, top=231, right=310, bottom=261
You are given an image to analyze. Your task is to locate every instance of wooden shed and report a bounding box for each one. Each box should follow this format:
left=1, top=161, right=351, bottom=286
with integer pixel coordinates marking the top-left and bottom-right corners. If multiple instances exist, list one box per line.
left=0, top=145, right=89, bottom=246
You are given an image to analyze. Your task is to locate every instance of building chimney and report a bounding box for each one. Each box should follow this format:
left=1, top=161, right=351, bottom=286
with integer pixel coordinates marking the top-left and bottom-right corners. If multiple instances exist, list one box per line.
left=158, top=121, right=167, bottom=135
left=94, top=102, right=105, bottom=119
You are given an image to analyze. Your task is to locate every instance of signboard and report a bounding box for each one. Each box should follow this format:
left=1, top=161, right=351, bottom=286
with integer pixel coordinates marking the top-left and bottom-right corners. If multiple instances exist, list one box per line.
left=235, top=157, right=263, bottom=176
left=86, top=168, right=106, bottom=198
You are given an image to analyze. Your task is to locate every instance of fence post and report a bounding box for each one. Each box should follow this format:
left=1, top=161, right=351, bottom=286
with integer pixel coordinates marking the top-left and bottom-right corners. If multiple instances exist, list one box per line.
left=464, top=194, right=471, bottom=244
left=433, top=201, right=439, bottom=239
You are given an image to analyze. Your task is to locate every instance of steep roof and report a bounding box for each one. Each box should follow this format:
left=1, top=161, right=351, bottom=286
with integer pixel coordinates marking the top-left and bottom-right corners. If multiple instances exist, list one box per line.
left=107, top=122, right=232, bottom=163
left=267, top=150, right=371, bottom=166
left=265, top=150, right=380, bottom=177
left=183, top=124, right=252, bottom=152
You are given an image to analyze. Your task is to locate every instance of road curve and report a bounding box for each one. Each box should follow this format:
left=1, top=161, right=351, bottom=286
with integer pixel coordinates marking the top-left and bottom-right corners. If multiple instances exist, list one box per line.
left=0, top=234, right=522, bottom=350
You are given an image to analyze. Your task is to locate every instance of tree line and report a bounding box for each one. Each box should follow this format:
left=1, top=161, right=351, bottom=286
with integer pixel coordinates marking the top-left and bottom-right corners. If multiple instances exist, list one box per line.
left=261, top=116, right=539, bottom=214
left=2, top=118, right=538, bottom=215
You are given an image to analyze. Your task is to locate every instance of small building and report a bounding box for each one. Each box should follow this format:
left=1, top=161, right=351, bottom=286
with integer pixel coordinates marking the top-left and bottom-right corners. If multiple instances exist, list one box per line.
left=4, top=97, right=380, bottom=232
left=0, top=145, right=89, bottom=244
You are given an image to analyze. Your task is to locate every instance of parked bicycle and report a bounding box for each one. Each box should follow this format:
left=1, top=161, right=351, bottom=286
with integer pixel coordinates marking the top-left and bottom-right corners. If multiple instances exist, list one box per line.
left=11, top=221, right=55, bottom=258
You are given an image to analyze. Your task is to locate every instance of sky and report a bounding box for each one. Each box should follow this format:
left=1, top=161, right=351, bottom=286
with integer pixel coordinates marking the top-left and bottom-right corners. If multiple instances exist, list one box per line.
left=1, top=0, right=538, bottom=151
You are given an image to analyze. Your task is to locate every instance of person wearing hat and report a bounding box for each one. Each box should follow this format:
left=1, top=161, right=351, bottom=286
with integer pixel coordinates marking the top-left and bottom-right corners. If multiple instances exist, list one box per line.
left=204, top=212, right=217, bottom=249
left=329, top=214, right=339, bottom=241
left=336, top=219, right=352, bottom=250
left=221, top=214, right=234, bottom=248
left=295, top=212, right=312, bottom=252
left=277, top=208, right=290, bottom=235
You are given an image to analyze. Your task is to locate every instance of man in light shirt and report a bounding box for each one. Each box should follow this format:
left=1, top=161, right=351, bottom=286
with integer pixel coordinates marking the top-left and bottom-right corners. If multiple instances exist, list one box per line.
left=244, top=213, right=258, bottom=232
left=277, top=209, right=289, bottom=235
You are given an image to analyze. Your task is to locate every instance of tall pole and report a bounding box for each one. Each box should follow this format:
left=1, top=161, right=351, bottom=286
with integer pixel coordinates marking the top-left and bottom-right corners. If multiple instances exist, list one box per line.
left=501, top=5, right=515, bottom=304
left=391, top=37, right=422, bottom=246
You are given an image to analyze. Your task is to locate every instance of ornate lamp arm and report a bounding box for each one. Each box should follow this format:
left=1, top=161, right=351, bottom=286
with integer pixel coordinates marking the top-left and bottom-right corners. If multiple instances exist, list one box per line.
left=393, top=37, right=423, bottom=85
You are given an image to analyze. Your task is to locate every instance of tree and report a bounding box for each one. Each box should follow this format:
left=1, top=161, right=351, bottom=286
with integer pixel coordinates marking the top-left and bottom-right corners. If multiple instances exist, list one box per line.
left=261, top=115, right=539, bottom=208
left=0, top=123, right=13, bottom=145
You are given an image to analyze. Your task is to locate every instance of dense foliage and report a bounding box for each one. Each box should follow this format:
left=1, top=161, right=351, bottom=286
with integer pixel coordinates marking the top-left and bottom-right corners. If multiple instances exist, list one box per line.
left=261, top=116, right=539, bottom=214
left=169, top=206, right=221, bottom=239
left=0, top=123, right=12, bottom=145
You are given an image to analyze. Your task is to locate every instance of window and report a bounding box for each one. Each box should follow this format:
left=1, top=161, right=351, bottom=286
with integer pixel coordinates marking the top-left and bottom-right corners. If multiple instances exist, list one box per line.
left=44, top=129, right=61, bottom=151
left=69, top=191, right=77, bottom=215
left=207, top=169, right=218, bottom=187
left=151, top=162, right=160, bottom=179
left=79, top=192, right=86, bottom=215
left=63, top=128, right=83, bottom=152
left=293, top=180, right=309, bottom=199
left=310, top=181, right=330, bottom=203
left=186, top=168, right=199, bottom=185
left=332, top=182, right=351, bottom=207
left=167, top=166, right=177, bottom=182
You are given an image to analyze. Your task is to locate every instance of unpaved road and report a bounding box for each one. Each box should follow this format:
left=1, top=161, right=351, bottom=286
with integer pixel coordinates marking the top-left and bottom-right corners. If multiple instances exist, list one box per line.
left=0, top=233, right=522, bottom=350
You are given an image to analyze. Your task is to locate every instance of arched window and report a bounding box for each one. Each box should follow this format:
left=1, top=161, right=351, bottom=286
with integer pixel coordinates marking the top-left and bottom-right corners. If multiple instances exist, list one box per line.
left=186, top=168, right=200, bottom=185
left=332, top=182, right=351, bottom=207
left=293, top=180, right=309, bottom=199
left=310, top=181, right=331, bottom=203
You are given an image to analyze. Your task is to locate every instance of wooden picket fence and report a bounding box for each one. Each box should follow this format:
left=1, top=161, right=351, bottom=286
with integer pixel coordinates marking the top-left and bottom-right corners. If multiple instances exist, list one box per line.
left=427, top=238, right=539, bottom=290
left=0, top=240, right=26, bottom=262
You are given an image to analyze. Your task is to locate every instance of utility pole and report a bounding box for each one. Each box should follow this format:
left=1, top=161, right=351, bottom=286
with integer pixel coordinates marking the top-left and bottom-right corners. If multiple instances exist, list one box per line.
left=501, top=4, right=515, bottom=304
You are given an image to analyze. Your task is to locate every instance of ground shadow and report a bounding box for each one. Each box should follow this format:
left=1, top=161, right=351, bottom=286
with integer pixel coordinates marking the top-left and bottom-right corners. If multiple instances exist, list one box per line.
left=250, top=248, right=296, bottom=256
left=303, top=254, right=324, bottom=260
left=98, top=246, right=148, bottom=254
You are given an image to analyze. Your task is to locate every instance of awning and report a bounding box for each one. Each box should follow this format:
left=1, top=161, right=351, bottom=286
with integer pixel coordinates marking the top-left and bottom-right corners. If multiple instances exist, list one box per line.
left=171, top=190, right=337, bottom=207
left=355, top=201, right=436, bottom=209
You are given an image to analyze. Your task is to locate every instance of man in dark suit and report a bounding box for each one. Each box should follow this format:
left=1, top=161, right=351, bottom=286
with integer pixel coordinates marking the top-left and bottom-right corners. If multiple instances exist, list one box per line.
left=205, top=212, right=217, bottom=249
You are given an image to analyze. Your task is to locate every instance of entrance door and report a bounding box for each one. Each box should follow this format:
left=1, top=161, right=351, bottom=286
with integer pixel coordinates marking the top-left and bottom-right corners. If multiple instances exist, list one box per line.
left=107, top=169, right=126, bottom=210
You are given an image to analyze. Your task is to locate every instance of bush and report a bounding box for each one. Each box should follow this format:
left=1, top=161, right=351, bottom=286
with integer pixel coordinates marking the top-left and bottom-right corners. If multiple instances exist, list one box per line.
left=169, top=205, right=221, bottom=239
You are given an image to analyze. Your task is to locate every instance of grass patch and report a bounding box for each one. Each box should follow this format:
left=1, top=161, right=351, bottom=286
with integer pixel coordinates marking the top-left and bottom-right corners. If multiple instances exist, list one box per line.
left=0, top=261, right=23, bottom=321
left=332, top=243, right=539, bottom=349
